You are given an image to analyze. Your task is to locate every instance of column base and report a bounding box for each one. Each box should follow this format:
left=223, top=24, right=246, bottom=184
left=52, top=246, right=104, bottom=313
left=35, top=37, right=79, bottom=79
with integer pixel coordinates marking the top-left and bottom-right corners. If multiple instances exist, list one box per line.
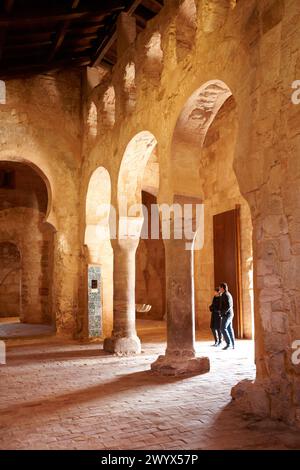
left=231, top=377, right=300, bottom=427
left=151, top=353, right=210, bottom=376
left=103, top=334, right=141, bottom=355
left=231, top=379, right=270, bottom=418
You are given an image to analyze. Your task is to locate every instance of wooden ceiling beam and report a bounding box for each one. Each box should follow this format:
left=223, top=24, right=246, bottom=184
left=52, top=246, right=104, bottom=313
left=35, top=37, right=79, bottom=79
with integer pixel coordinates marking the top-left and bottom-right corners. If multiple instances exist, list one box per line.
left=0, top=4, right=125, bottom=27
left=0, top=0, right=14, bottom=61
left=5, top=41, right=52, bottom=51
left=4, top=0, right=14, bottom=14
left=71, top=0, right=81, bottom=8
left=92, top=0, right=142, bottom=67
left=0, top=0, right=164, bottom=77
left=47, top=0, right=83, bottom=62
left=134, top=13, right=147, bottom=28
left=67, top=25, right=104, bottom=35
left=8, top=32, right=55, bottom=44
left=48, top=21, right=70, bottom=62
left=143, top=0, right=164, bottom=13
left=127, top=0, right=144, bottom=16
left=64, top=34, right=99, bottom=46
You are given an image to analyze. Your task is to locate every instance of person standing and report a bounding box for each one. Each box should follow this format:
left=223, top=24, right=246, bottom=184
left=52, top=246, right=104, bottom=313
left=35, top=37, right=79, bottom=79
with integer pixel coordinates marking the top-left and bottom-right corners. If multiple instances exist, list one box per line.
left=209, top=288, right=222, bottom=346
left=219, top=282, right=235, bottom=350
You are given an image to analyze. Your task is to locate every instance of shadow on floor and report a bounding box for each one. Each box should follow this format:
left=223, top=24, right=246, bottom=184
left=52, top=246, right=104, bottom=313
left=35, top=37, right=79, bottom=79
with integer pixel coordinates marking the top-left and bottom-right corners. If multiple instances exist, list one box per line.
left=198, top=401, right=300, bottom=450
left=0, top=369, right=194, bottom=418
left=5, top=342, right=166, bottom=363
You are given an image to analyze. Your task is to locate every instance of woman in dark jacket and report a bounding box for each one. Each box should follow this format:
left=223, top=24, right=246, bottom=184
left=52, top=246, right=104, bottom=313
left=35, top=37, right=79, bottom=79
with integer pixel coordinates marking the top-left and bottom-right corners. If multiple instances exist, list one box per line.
left=209, top=288, right=222, bottom=346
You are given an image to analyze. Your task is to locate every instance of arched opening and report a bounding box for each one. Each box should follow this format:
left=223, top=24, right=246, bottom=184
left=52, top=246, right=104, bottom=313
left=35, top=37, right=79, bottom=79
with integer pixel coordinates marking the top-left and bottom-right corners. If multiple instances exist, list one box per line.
left=116, top=131, right=166, bottom=346
left=136, top=145, right=166, bottom=325
left=102, top=85, right=115, bottom=129
left=198, top=94, right=254, bottom=340
left=0, top=160, right=55, bottom=335
left=85, top=166, right=113, bottom=339
left=118, top=131, right=157, bottom=214
left=87, top=101, right=98, bottom=138
left=171, top=79, right=254, bottom=357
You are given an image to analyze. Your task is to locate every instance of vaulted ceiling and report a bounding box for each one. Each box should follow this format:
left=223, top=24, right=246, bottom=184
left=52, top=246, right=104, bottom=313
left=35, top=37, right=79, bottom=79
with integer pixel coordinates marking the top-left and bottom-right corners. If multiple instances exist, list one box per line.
left=0, top=0, right=164, bottom=79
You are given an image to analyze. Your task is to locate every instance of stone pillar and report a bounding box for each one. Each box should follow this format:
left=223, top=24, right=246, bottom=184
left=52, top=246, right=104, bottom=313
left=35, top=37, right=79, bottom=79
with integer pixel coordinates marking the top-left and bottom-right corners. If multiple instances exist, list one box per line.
left=117, top=12, right=136, bottom=59
left=151, top=196, right=210, bottom=375
left=104, top=217, right=142, bottom=355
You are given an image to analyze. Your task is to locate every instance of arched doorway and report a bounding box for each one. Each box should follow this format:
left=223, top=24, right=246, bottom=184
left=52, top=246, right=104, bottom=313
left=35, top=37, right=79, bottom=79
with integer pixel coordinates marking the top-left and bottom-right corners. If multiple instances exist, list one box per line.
left=84, top=166, right=112, bottom=339
left=0, top=161, right=55, bottom=331
left=104, top=131, right=165, bottom=354
left=152, top=80, right=254, bottom=375
left=171, top=80, right=254, bottom=342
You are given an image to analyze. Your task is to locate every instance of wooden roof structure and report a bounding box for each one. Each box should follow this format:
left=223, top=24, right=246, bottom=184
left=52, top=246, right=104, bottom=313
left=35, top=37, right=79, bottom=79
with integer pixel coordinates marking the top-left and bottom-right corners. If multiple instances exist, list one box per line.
left=0, top=0, right=164, bottom=79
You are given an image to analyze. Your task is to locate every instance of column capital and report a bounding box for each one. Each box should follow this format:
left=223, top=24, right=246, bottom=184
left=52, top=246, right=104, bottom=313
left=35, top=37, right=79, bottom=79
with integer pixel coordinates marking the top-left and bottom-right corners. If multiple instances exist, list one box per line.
left=159, top=195, right=204, bottom=249
left=112, top=215, right=144, bottom=252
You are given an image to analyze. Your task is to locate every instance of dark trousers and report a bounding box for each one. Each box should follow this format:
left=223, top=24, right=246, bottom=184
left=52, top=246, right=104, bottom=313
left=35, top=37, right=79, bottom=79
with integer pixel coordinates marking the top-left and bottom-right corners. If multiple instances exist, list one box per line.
left=211, top=327, right=222, bottom=344
left=221, top=314, right=235, bottom=347
left=210, top=312, right=222, bottom=344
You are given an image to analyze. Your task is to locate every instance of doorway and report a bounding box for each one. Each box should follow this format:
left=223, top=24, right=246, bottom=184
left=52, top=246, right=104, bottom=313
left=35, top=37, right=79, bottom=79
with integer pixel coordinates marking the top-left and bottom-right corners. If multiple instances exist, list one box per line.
left=213, top=206, right=243, bottom=338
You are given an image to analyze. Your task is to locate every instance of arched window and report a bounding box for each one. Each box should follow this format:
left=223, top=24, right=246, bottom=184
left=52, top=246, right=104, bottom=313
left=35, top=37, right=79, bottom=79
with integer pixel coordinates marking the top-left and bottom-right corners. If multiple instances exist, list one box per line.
left=0, top=80, right=6, bottom=104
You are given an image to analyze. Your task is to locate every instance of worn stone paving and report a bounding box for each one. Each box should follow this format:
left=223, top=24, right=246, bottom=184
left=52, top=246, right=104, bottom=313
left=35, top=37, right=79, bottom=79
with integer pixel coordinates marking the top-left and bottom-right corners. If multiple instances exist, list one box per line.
left=0, top=328, right=300, bottom=450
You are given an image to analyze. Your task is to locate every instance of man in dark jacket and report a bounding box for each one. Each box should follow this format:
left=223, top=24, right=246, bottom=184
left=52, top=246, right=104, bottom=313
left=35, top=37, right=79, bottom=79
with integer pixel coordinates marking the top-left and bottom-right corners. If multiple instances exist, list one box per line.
left=219, top=282, right=235, bottom=350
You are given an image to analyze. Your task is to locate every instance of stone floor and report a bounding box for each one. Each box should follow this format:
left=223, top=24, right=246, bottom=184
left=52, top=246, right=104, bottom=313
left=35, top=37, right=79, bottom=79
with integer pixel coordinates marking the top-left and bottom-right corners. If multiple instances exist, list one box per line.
left=0, top=324, right=300, bottom=450
left=0, top=317, right=55, bottom=339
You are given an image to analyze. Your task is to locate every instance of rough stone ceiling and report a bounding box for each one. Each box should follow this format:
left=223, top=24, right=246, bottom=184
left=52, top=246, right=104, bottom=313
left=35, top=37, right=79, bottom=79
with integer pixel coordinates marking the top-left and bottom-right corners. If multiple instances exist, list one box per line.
left=0, top=0, right=164, bottom=80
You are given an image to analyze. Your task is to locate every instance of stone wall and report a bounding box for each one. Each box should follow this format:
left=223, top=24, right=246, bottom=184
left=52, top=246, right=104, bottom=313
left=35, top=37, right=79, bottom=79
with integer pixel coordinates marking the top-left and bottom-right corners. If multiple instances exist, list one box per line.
left=0, top=70, right=83, bottom=335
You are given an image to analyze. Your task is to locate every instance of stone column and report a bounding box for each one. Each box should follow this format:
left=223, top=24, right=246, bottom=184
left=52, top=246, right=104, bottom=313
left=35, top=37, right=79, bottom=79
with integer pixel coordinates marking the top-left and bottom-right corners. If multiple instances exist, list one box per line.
left=151, top=196, right=210, bottom=375
left=104, top=217, right=142, bottom=355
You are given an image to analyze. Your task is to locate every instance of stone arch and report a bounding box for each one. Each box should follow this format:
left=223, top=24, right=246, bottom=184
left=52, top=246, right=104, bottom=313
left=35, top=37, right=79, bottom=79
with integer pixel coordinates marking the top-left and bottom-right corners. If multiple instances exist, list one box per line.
left=176, top=0, right=197, bottom=61
left=118, top=131, right=158, bottom=219
left=0, top=155, right=54, bottom=225
left=84, top=166, right=113, bottom=338
left=171, top=79, right=254, bottom=340
left=104, top=132, right=159, bottom=355
left=171, top=80, right=232, bottom=194
left=172, top=79, right=232, bottom=149
left=0, top=160, right=55, bottom=325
